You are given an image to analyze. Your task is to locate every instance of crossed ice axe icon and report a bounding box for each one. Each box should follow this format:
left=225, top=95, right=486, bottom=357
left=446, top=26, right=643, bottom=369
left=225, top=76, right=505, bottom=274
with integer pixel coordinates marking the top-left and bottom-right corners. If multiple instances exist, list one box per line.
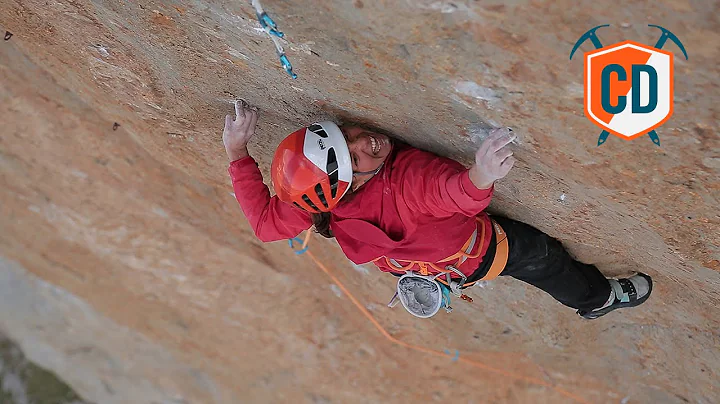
left=570, top=25, right=688, bottom=146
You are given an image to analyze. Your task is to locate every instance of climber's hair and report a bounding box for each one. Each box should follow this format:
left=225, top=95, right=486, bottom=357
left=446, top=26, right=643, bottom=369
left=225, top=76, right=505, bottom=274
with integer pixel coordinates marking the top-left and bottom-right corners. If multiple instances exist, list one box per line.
left=311, top=212, right=333, bottom=238
left=310, top=185, right=354, bottom=238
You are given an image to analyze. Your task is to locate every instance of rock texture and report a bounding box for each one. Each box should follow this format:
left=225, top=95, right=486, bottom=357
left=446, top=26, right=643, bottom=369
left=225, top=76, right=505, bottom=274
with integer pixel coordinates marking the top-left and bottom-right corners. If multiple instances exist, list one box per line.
left=1, top=0, right=718, bottom=403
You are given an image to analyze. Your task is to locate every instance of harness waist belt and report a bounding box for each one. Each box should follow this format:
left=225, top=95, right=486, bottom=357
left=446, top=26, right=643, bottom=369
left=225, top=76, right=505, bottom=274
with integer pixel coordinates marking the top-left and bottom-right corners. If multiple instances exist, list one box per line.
left=377, top=217, right=509, bottom=287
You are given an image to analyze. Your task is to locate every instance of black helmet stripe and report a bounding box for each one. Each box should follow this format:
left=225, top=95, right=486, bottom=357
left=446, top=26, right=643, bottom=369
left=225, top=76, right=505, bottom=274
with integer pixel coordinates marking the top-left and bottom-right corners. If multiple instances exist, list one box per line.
left=326, top=147, right=338, bottom=173
left=308, top=124, right=328, bottom=138
left=326, top=147, right=340, bottom=198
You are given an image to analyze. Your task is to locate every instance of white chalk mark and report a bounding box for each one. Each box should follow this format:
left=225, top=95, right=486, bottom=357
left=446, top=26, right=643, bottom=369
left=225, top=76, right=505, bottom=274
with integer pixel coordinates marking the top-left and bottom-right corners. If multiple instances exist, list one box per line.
left=330, top=284, right=343, bottom=298
left=454, top=81, right=500, bottom=102
left=70, top=169, right=89, bottom=179
left=152, top=207, right=169, bottom=218
left=91, top=44, right=110, bottom=58
left=227, top=48, right=249, bottom=60
left=349, top=261, right=370, bottom=275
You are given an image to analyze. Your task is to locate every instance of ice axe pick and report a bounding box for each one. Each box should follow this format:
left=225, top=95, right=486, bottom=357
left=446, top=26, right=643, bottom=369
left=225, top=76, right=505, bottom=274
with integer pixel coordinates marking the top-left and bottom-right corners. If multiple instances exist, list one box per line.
left=569, top=24, right=609, bottom=60
left=649, top=24, right=688, bottom=60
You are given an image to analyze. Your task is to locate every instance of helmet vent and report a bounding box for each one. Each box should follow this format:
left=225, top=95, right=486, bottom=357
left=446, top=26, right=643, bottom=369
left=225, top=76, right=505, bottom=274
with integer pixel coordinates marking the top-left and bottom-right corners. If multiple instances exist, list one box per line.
left=326, top=147, right=340, bottom=198
left=308, top=124, right=328, bottom=138
left=292, top=202, right=303, bottom=210
left=302, top=194, right=320, bottom=212
left=329, top=173, right=339, bottom=198
left=326, top=147, right=338, bottom=173
left=314, top=184, right=329, bottom=209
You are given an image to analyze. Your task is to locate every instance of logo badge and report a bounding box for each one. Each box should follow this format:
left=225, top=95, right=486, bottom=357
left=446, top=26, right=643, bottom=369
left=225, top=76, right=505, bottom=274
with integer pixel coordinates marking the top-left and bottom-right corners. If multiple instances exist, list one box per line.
left=570, top=25, right=688, bottom=146
left=317, top=139, right=326, bottom=150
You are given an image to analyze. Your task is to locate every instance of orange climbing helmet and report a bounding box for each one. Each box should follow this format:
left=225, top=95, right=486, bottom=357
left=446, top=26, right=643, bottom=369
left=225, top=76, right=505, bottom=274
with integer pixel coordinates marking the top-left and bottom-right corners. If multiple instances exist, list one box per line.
left=271, top=122, right=353, bottom=212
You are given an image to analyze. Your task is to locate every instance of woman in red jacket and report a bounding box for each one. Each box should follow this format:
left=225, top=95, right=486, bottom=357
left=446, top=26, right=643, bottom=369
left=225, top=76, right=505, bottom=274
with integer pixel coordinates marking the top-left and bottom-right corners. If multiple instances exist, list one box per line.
left=223, top=100, right=652, bottom=319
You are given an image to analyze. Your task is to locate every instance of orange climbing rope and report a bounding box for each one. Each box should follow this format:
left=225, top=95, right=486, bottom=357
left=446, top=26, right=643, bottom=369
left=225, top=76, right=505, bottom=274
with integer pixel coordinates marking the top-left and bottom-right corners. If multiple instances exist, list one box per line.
left=300, top=232, right=591, bottom=404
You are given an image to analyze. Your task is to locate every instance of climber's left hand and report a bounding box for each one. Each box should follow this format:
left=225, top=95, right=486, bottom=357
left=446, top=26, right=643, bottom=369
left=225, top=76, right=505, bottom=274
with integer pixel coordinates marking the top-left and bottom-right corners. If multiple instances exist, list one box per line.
left=223, top=99, right=259, bottom=161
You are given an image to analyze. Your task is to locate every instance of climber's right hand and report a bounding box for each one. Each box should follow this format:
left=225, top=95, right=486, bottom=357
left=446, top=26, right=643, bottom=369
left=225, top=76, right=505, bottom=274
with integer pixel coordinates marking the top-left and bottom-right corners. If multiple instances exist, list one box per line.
left=223, top=99, right=259, bottom=161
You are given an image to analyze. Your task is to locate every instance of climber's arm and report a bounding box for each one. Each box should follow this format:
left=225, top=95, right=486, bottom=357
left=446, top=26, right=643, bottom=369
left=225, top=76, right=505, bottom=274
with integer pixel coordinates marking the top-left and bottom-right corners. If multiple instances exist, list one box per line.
left=224, top=100, right=311, bottom=242
left=228, top=157, right=311, bottom=242
left=398, top=128, right=515, bottom=217
left=397, top=149, right=495, bottom=217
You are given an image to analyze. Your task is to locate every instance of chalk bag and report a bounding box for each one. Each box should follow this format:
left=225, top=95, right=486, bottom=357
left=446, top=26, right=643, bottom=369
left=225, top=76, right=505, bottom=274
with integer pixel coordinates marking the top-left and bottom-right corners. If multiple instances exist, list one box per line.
left=392, top=272, right=446, bottom=318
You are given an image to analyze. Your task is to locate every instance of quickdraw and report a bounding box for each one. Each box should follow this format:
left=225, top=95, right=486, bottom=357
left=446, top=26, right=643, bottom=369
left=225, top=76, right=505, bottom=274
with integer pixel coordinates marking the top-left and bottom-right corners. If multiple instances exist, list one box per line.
left=251, top=0, right=297, bottom=78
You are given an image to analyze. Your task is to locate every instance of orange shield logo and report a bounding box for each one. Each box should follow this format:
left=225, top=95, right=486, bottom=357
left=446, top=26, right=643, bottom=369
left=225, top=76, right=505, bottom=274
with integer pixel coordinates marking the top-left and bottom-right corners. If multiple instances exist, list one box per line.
left=570, top=25, right=687, bottom=146
left=585, top=41, right=674, bottom=141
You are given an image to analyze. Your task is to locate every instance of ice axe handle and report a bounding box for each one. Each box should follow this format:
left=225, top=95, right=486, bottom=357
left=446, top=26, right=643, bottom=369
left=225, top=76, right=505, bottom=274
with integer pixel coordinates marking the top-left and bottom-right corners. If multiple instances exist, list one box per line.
left=597, top=130, right=610, bottom=146
left=569, top=24, right=610, bottom=60
left=648, top=130, right=661, bottom=146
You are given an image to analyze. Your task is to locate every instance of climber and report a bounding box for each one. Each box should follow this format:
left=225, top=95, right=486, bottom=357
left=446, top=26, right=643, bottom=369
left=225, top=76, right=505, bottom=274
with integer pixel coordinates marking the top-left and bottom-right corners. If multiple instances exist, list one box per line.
left=222, top=99, right=652, bottom=320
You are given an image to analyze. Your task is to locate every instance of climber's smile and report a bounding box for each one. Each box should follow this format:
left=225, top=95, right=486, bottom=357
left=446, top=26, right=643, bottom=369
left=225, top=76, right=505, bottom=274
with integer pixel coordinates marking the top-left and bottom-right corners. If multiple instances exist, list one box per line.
left=341, top=126, right=393, bottom=190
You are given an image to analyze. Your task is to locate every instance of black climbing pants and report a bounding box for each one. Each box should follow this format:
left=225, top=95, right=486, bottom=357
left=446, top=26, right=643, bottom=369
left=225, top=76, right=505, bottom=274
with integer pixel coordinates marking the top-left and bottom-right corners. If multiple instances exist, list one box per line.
left=471, top=216, right=612, bottom=311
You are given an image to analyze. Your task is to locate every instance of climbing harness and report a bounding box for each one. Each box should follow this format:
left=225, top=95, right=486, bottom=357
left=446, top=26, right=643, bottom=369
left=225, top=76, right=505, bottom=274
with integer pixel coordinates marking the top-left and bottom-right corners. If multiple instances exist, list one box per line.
left=288, top=217, right=509, bottom=318
left=377, top=218, right=510, bottom=317
left=376, top=217, right=485, bottom=278
left=251, top=0, right=297, bottom=78
left=380, top=218, right=509, bottom=318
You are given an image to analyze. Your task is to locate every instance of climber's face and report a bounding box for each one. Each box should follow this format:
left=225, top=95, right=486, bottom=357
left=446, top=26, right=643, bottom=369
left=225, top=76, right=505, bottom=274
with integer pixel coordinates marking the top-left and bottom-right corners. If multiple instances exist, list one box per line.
left=341, top=126, right=393, bottom=191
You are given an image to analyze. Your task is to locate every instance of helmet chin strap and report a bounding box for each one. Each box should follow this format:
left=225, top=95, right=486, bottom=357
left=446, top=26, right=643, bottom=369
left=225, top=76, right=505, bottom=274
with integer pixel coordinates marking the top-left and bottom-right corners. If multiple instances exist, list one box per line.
left=350, top=162, right=385, bottom=192
left=353, top=161, right=385, bottom=177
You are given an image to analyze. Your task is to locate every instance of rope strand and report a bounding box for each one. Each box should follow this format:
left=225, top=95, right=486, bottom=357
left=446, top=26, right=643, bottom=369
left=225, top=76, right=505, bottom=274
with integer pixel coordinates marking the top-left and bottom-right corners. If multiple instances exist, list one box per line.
left=303, top=247, right=592, bottom=404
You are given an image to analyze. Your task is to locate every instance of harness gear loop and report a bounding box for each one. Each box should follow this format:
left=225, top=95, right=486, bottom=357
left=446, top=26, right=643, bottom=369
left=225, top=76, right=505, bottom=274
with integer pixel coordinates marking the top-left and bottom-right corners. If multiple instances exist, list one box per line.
left=387, top=291, right=401, bottom=308
left=443, top=265, right=467, bottom=297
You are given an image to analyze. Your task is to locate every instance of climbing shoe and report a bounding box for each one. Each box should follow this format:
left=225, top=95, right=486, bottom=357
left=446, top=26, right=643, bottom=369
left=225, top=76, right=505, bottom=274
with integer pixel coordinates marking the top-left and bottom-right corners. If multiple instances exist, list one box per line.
left=577, top=273, right=653, bottom=320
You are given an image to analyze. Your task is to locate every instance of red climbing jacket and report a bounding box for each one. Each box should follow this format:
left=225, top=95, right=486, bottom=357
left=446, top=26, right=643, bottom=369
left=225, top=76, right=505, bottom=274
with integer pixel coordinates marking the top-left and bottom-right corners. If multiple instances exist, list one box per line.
left=229, top=143, right=494, bottom=279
